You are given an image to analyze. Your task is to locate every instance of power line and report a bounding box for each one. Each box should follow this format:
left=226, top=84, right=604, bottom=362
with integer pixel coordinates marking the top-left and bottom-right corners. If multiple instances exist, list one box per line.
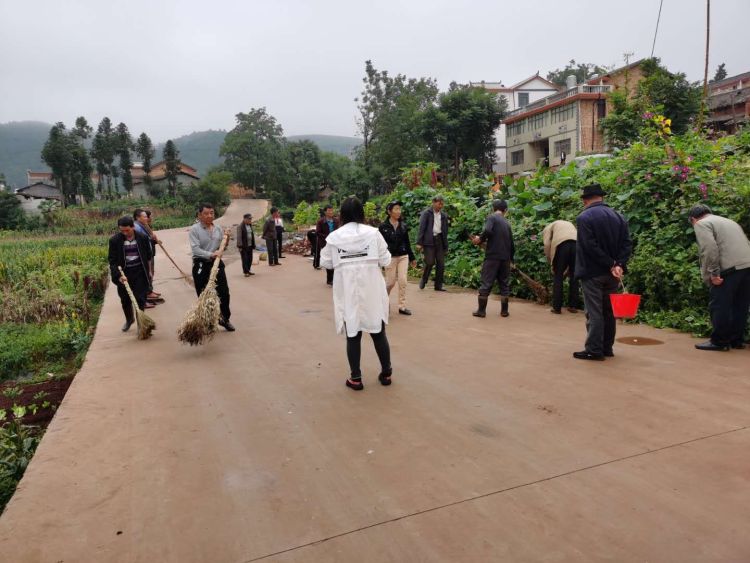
left=651, top=0, right=664, bottom=58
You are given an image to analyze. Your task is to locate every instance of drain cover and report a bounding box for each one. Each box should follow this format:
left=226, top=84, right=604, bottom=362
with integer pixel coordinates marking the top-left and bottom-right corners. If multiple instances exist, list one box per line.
left=616, top=336, right=664, bottom=346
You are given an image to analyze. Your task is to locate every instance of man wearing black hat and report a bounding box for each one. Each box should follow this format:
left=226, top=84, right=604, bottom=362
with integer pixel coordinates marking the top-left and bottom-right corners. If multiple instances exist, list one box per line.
left=471, top=199, right=514, bottom=318
left=573, top=184, right=632, bottom=361
left=379, top=200, right=417, bottom=315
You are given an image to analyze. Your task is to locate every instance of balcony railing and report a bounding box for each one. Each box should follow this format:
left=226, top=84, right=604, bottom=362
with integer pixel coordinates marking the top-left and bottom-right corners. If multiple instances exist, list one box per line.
left=505, top=84, right=613, bottom=119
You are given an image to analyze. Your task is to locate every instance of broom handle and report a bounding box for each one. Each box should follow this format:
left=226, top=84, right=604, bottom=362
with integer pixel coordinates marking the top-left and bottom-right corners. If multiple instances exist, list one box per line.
left=204, top=233, right=230, bottom=292
left=117, top=266, right=140, bottom=314
left=139, top=221, right=192, bottom=282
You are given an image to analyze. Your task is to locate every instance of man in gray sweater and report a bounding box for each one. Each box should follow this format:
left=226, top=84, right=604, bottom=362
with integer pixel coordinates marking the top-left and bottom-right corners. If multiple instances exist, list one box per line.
left=689, top=204, right=750, bottom=351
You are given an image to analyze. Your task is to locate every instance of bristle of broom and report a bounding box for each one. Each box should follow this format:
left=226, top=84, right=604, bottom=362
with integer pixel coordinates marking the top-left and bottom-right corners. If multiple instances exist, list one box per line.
left=177, top=286, right=220, bottom=346
left=136, top=309, right=156, bottom=340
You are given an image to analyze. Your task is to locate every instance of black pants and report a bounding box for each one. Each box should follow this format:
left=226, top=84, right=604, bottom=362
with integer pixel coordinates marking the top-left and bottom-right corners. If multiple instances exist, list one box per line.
left=240, top=248, right=254, bottom=274
left=709, top=267, right=750, bottom=346
left=421, top=237, right=446, bottom=289
left=264, top=238, right=279, bottom=265
left=346, top=322, right=391, bottom=379
left=276, top=226, right=284, bottom=257
left=307, top=231, right=317, bottom=262
left=116, top=265, right=149, bottom=322
left=313, top=241, right=322, bottom=268
left=326, top=268, right=334, bottom=285
left=581, top=274, right=619, bottom=355
left=478, top=258, right=511, bottom=297
left=192, top=258, right=231, bottom=322
left=552, top=240, right=580, bottom=310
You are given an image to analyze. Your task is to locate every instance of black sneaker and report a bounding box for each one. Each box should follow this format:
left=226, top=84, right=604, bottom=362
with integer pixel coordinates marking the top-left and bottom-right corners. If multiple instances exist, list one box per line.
left=550, top=308, right=562, bottom=314
left=121, top=319, right=133, bottom=332
left=695, top=341, right=729, bottom=351
left=573, top=351, right=605, bottom=361
left=218, top=319, right=236, bottom=332
left=398, top=308, right=412, bottom=315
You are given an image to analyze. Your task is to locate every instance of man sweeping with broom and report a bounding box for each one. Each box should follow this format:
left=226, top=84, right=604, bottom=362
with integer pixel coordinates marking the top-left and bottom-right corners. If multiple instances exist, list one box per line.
left=470, top=199, right=515, bottom=318
left=188, top=203, right=235, bottom=332
left=109, top=216, right=153, bottom=332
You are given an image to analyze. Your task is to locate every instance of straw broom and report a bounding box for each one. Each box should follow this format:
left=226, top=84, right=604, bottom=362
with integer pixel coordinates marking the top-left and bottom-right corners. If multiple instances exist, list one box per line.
left=117, top=266, right=156, bottom=340
left=177, top=233, right=229, bottom=346
left=140, top=222, right=193, bottom=287
left=512, top=266, right=550, bottom=304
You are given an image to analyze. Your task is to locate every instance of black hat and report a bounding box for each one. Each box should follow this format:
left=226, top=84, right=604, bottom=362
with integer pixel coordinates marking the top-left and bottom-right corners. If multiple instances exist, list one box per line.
left=581, top=184, right=607, bottom=198
left=386, top=200, right=403, bottom=211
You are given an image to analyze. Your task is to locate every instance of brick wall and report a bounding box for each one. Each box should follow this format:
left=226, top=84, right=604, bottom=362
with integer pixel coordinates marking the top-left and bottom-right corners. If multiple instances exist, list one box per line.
left=579, top=100, right=606, bottom=154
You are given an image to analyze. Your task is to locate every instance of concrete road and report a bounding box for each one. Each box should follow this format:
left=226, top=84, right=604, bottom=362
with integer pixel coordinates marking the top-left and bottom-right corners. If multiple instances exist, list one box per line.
left=1, top=199, right=749, bottom=562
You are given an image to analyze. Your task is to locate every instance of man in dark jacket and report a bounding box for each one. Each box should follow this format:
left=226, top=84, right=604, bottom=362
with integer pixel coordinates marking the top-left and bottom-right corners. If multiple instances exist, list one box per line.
left=574, top=184, right=632, bottom=361
left=417, top=195, right=449, bottom=291
left=316, top=205, right=339, bottom=285
left=262, top=208, right=280, bottom=266
left=471, top=199, right=515, bottom=318
left=108, top=216, right=153, bottom=332
left=237, top=213, right=256, bottom=276
left=379, top=200, right=417, bottom=315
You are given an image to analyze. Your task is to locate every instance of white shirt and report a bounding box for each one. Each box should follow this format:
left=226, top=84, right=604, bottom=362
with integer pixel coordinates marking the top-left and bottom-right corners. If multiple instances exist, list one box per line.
left=320, top=222, right=392, bottom=337
left=275, top=217, right=283, bottom=227
left=433, top=210, right=442, bottom=236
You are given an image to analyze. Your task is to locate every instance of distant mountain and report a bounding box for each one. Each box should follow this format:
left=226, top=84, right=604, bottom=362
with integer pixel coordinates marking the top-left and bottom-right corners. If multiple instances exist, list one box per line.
left=154, top=130, right=228, bottom=178
left=286, top=135, right=362, bottom=157
left=0, top=121, right=363, bottom=189
left=0, top=121, right=53, bottom=188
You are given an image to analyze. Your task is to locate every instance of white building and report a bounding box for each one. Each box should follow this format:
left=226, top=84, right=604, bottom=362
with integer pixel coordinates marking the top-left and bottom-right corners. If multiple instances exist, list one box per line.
left=471, top=73, right=561, bottom=174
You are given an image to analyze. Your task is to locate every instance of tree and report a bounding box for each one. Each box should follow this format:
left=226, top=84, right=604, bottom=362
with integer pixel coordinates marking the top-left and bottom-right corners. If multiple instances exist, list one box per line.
left=284, top=140, right=324, bottom=204
left=115, top=123, right=134, bottom=195
left=41, top=122, right=78, bottom=206
left=220, top=108, right=288, bottom=202
left=162, top=140, right=181, bottom=197
left=0, top=191, right=24, bottom=229
left=179, top=167, right=231, bottom=210
left=600, top=58, right=701, bottom=147
left=421, top=85, right=507, bottom=177
left=547, top=60, right=610, bottom=87
left=90, top=117, right=115, bottom=198
left=711, top=63, right=727, bottom=83
left=135, top=133, right=155, bottom=195
left=355, top=60, right=439, bottom=191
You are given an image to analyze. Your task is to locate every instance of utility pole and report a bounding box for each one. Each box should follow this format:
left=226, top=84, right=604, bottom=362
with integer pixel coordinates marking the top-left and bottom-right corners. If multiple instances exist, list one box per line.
left=698, top=0, right=711, bottom=129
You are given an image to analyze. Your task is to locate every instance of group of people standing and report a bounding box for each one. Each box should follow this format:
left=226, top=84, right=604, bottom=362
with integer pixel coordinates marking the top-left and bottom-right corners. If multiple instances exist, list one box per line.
left=108, top=187, right=749, bottom=388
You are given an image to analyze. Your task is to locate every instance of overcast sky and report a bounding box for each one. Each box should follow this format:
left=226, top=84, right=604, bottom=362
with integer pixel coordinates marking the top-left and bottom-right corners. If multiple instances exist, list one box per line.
left=1, top=0, right=748, bottom=142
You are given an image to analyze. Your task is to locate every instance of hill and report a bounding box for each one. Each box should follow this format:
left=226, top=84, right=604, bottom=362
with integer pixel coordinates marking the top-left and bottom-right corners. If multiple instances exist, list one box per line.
left=0, top=121, right=53, bottom=188
left=286, top=135, right=361, bottom=156
left=0, top=121, right=363, bottom=189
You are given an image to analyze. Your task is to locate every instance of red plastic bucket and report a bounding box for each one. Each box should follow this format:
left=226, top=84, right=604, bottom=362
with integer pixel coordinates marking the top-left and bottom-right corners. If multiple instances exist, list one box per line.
left=610, top=293, right=641, bottom=319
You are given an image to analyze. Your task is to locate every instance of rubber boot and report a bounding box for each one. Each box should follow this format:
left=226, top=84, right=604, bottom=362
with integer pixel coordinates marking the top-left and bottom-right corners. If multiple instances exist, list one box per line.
left=500, top=298, right=509, bottom=317
left=473, top=296, right=488, bottom=318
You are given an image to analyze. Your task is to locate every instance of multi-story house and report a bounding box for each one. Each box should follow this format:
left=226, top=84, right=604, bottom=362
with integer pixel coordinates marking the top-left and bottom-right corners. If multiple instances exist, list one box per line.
left=471, top=73, right=560, bottom=173
left=708, top=71, right=750, bottom=134
left=502, top=61, right=645, bottom=175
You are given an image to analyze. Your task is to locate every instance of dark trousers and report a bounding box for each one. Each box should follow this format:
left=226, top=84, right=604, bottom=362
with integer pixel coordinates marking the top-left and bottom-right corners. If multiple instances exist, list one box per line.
left=192, top=259, right=231, bottom=322
left=478, top=258, right=511, bottom=297
left=313, top=241, right=322, bottom=268
left=552, top=240, right=580, bottom=310
left=326, top=268, right=334, bottom=285
left=264, top=238, right=279, bottom=265
left=709, top=267, right=750, bottom=346
left=346, top=322, right=391, bottom=379
left=421, top=237, right=446, bottom=289
left=276, top=226, right=284, bottom=257
left=307, top=231, right=317, bottom=262
left=581, top=274, right=619, bottom=355
left=240, top=248, right=253, bottom=274
left=116, top=265, right=149, bottom=322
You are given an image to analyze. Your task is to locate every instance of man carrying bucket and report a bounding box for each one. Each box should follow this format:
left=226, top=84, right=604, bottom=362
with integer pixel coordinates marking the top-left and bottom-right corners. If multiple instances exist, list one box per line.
left=689, top=204, right=750, bottom=351
left=573, top=184, right=632, bottom=361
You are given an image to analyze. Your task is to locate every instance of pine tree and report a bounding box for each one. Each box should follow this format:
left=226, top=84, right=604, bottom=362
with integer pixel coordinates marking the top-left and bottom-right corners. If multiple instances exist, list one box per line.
left=162, top=140, right=181, bottom=197
left=135, top=133, right=155, bottom=195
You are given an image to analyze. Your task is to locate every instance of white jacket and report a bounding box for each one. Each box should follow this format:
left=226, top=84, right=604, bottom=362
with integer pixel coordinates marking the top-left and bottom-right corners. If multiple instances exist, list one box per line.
left=320, top=222, right=392, bottom=337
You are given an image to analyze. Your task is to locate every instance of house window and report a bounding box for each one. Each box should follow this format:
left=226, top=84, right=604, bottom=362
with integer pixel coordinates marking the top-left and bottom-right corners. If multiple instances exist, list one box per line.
left=551, top=104, right=575, bottom=123
left=554, top=138, right=572, bottom=156
left=518, top=92, right=529, bottom=108
left=507, top=120, right=525, bottom=136
left=530, top=113, right=546, bottom=130
left=511, top=150, right=525, bottom=165
left=597, top=99, right=607, bottom=119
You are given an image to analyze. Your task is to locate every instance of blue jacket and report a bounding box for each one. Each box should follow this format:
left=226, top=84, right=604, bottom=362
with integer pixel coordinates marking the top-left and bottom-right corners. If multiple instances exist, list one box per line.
left=574, top=202, right=632, bottom=280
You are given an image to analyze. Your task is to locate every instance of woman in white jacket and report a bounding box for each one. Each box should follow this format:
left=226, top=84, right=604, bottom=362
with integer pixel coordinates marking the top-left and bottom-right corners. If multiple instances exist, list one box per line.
left=320, top=197, right=393, bottom=390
